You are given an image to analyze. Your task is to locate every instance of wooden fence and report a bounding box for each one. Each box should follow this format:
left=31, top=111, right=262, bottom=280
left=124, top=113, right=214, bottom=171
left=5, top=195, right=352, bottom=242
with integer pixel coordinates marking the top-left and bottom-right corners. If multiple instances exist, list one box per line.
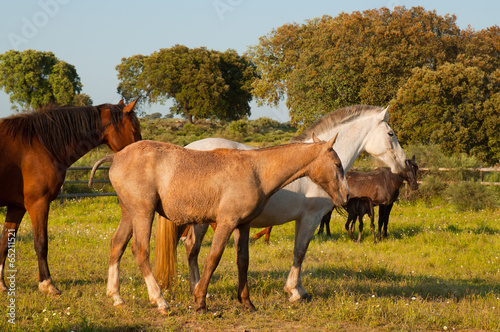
left=58, top=166, right=116, bottom=204
left=57, top=166, right=500, bottom=203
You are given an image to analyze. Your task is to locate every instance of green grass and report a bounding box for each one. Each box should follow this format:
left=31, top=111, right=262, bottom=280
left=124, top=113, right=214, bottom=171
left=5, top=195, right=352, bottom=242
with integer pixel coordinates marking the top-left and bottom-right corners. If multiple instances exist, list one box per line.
left=1, top=198, right=499, bottom=331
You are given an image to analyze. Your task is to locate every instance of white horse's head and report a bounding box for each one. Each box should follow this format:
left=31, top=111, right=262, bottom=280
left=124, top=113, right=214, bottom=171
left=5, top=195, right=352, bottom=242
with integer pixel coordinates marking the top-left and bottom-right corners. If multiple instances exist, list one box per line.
left=363, top=107, right=407, bottom=173
left=292, top=105, right=407, bottom=173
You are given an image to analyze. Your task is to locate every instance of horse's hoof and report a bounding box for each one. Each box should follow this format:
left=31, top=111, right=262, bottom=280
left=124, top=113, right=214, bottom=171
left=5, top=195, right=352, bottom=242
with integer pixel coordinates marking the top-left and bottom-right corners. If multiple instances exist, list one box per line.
left=39, top=280, right=61, bottom=296
left=245, top=303, right=257, bottom=312
left=158, top=308, right=171, bottom=316
left=301, top=293, right=312, bottom=302
left=195, top=305, right=208, bottom=313
left=110, top=294, right=125, bottom=307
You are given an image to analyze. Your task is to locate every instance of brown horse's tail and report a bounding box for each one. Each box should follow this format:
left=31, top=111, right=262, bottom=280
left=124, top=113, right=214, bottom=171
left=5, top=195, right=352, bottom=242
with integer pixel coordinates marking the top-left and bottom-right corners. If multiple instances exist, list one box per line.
left=154, top=215, right=180, bottom=290
left=88, top=155, right=115, bottom=188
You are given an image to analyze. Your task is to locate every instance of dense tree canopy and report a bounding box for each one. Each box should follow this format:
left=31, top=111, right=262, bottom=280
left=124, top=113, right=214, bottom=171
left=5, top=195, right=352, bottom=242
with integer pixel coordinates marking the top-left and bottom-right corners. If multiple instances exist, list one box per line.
left=0, top=49, right=82, bottom=110
left=248, top=6, right=500, bottom=164
left=117, top=45, right=257, bottom=123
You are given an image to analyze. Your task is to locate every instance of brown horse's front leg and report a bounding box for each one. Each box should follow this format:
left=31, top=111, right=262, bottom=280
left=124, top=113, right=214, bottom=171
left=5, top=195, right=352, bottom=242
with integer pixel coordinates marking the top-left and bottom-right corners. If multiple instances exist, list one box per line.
left=193, top=222, right=234, bottom=312
left=27, top=199, right=60, bottom=295
left=233, top=223, right=256, bottom=311
left=0, top=206, right=25, bottom=292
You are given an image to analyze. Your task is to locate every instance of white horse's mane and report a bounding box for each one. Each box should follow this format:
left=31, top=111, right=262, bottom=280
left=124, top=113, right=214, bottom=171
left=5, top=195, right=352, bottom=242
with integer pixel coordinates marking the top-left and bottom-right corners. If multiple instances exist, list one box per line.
left=291, top=105, right=385, bottom=142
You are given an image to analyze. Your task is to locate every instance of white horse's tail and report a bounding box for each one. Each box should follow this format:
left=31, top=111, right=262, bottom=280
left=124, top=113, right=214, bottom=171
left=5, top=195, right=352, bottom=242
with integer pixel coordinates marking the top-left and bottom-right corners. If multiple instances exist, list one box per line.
left=88, top=154, right=115, bottom=188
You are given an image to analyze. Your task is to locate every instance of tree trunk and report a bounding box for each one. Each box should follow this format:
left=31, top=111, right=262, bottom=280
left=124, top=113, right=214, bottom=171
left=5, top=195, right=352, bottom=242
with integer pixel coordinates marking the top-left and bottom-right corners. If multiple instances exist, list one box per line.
left=184, top=105, right=194, bottom=124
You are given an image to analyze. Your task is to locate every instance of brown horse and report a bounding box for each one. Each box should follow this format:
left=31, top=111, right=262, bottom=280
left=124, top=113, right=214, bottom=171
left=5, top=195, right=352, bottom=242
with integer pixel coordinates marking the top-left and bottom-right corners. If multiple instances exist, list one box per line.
left=89, top=134, right=349, bottom=314
left=318, top=156, right=419, bottom=241
left=0, top=100, right=141, bottom=295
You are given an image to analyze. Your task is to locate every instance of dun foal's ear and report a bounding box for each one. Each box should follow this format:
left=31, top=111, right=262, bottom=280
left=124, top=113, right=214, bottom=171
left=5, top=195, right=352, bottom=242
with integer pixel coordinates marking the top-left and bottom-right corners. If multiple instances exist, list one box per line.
left=327, top=132, right=338, bottom=149
left=312, top=132, right=322, bottom=143
left=123, top=98, right=139, bottom=114
left=118, top=99, right=125, bottom=106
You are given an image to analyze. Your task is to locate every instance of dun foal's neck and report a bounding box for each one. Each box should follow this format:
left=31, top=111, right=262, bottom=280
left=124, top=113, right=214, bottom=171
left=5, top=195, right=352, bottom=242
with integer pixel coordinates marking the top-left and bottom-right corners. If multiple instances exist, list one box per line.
left=250, top=143, right=321, bottom=196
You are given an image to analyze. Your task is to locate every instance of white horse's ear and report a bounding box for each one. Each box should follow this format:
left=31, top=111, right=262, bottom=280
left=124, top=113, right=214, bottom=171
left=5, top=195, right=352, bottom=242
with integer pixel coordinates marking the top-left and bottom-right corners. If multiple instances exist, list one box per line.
left=378, top=106, right=390, bottom=122
left=327, top=132, right=338, bottom=149
left=312, top=133, right=322, bottom=143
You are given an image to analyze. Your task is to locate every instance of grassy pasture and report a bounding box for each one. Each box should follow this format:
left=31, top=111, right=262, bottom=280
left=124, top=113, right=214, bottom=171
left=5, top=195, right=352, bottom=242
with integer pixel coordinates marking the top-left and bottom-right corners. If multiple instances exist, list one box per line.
left=0, top=198, right=499, bottom=331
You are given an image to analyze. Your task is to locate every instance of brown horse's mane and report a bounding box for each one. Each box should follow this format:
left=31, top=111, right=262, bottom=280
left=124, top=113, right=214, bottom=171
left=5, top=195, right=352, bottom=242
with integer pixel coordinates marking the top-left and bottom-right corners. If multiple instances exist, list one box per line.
left=291, top=105, right=384, bottom=142
left=0, top=104, right=136, bottom=162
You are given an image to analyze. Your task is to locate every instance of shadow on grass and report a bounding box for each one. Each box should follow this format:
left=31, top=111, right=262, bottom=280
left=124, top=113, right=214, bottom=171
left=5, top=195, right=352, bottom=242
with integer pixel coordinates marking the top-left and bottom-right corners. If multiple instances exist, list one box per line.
left=301, top=265, right=500, bottom=301
left=204, top=263, right=500, bottom=303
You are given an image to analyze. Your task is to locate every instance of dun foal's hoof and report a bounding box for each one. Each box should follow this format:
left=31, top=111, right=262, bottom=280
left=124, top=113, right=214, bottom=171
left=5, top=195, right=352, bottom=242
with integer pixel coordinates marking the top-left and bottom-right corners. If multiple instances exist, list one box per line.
left=0, top=283, right=8, bottom=292
left=158, top=307, right=171, bottom=316
left=195, top=305, right=208, bottom=313
left=38, top=279, right=61, bottom=296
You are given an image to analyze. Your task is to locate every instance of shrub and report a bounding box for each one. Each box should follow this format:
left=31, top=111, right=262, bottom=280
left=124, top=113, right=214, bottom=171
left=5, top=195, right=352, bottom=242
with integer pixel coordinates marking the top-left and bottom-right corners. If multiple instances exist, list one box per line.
left=444, top=181, right=499, bottom=211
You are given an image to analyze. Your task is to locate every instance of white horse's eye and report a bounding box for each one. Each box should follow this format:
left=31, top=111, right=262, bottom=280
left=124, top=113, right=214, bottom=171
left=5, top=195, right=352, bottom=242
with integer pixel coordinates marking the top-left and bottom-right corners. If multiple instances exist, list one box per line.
left=388, top=132, right=394, bottom=137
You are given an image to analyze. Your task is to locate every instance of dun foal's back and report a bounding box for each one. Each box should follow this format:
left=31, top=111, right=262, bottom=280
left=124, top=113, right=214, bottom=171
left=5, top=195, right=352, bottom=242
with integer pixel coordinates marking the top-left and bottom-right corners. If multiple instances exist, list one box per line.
left=90, top=136, right=348, bottom=314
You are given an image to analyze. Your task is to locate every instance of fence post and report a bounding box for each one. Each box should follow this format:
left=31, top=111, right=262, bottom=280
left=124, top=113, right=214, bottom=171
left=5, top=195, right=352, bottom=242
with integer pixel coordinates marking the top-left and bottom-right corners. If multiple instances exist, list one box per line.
left=60, top=183, right=65, bottom=204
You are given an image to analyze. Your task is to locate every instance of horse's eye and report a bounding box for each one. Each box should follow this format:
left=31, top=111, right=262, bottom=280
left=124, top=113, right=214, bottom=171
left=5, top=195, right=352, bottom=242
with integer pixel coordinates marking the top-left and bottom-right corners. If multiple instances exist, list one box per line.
left=388, top=132, right=394, bottom=137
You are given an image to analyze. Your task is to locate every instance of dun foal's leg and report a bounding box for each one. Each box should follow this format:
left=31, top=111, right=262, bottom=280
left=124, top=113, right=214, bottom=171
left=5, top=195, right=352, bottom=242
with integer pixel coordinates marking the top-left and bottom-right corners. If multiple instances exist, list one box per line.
left=233, top=223, right=256, bottom=311
left=185, top=223, right=210, bottom=294
left=130, top=210, right=169, bottom=314
left=27, top=198, right=60, bottom=295
left=193, top=222, right=234, bottom=312
left=107, top=204, right=134, bottom=307
left=0, top=206, right=25, bottom=292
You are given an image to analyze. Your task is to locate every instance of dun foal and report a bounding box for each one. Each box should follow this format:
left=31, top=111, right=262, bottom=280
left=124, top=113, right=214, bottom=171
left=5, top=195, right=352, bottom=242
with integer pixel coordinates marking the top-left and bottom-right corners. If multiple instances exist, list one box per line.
left=89, top=135, right=349, bottom=314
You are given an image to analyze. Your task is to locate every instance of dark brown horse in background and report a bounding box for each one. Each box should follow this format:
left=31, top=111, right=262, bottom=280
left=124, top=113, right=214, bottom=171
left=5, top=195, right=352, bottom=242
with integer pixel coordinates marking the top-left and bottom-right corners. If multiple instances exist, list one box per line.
left=318, top=156, right=419, bottom=241
left=0, top=100, right=141, bottom=295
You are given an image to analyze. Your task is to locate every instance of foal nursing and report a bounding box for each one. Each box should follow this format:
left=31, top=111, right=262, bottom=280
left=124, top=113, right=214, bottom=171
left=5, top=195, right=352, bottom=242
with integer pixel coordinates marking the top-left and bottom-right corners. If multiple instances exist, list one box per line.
left=89, top=134, right=349, bottom=314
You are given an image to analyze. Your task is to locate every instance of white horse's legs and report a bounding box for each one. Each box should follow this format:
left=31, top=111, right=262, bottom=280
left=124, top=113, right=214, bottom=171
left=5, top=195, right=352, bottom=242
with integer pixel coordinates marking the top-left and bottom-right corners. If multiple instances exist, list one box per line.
left=283, top=214, right=324, bottom=301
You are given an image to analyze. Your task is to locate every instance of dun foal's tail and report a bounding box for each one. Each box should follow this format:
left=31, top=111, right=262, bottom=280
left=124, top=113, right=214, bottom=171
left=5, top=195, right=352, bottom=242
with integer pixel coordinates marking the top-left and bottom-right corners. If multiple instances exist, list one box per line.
left=154, top=215, right=180, bottom=290
left=88, top=155, right=115, bottom=188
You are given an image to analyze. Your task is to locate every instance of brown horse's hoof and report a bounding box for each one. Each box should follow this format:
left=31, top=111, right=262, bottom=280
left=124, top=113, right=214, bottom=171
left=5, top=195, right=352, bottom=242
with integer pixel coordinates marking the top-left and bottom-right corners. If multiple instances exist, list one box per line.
left=245, top=303, right=257, bottom=312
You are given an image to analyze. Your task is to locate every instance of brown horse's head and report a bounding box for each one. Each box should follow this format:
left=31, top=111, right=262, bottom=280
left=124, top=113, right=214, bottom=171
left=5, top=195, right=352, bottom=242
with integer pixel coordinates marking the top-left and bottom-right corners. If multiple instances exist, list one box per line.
left=403, top=155, right=419, bottom=190
left=99, top=99, right=142, bottom=152
left=310, top=133, right=350, bottom=206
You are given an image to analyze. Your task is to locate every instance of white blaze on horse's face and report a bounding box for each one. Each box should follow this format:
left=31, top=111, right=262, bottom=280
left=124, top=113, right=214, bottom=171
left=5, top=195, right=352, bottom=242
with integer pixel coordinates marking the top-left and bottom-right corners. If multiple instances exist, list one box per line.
left=363, top=108, right=407, bottom=173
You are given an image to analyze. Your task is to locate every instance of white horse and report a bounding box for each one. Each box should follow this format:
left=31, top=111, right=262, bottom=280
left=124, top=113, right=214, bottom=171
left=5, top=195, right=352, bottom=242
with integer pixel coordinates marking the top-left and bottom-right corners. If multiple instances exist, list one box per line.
left=155, top=105, right=407, bottom=302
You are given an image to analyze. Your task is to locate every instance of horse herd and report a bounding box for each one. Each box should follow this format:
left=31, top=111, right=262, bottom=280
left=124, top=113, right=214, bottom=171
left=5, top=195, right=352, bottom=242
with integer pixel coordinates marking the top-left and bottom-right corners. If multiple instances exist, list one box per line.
left=0, top=101, right=418, bottom=315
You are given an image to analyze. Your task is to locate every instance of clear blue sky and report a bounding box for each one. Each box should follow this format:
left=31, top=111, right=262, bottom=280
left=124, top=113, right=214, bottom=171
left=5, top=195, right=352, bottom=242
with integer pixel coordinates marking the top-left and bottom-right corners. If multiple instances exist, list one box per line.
left=1, top=0, right=499, bottom=121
